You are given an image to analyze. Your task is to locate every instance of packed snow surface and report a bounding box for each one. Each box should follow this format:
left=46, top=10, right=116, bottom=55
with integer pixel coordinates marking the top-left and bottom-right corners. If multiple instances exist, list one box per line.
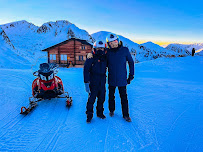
left=0, top=56, right=202, bottom=151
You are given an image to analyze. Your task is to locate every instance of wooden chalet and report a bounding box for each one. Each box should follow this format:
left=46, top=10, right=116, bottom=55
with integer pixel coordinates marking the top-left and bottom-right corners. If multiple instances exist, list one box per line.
left=42, top=38, right=93, bottom=67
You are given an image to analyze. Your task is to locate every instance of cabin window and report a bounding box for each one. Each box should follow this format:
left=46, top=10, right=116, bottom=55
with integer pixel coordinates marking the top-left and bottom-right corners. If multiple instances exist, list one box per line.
left=81, top=46, right=86, bottom=50
left=50, top=54, right=56, bottom=60
left=61, top=54, right=67, bottom=61
left=79, top=55, right=84, bottom=61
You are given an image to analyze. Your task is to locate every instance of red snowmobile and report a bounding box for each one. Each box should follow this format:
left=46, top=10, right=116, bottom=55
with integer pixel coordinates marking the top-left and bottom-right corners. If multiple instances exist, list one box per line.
left=20, top=63, right=72, bottom=114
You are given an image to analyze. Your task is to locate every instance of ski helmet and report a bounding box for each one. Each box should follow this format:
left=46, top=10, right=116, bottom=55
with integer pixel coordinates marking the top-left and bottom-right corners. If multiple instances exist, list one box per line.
left=93, top=40, right=106, bottom=49
left=106, top=33, right=121, bottom=48
left=92, top=40, right=107, bottom=56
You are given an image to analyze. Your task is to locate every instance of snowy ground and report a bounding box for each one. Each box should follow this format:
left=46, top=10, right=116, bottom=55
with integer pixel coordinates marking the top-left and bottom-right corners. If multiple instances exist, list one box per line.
left=0, top=56, right=202, bottom=152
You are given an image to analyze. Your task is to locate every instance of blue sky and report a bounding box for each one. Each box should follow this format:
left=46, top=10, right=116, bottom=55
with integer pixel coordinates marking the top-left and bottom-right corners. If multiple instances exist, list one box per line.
left=0, top=0, right=202, bottom=44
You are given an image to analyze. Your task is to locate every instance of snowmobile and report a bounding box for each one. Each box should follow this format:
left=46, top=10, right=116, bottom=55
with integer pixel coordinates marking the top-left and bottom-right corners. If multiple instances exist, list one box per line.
left=20, top=63, right=72, bottom=114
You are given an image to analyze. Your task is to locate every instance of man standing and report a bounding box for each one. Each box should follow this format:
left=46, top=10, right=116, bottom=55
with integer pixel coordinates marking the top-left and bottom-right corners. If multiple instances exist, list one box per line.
left=106, top=33, right=134, bottom=122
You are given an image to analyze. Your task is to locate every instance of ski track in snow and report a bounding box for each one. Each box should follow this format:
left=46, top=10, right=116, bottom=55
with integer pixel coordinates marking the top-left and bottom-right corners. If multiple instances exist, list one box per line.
left=0, top=56, right=203, bottom=151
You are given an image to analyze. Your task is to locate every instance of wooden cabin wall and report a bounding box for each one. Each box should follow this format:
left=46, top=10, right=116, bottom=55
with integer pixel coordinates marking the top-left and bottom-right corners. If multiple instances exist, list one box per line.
left=48, top=40, right=92, bottom=65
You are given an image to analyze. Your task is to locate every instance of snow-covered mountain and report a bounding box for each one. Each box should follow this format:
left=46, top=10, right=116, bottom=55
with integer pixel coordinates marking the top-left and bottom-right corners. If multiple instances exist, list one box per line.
left=0, top=20, right=202, bottom=68
left=92, top=31, right=190, bottom=62
left=139, top=41, right=181, bottom=60
left=0, top=20, right=95, bottom=68
left=0, top=27, right=30, bottom=68
left=165, top=43, right=203, bottom=55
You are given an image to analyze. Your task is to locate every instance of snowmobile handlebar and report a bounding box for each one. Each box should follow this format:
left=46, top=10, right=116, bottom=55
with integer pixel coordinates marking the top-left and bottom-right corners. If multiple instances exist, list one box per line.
left=33, top=71, right=39, bottom=76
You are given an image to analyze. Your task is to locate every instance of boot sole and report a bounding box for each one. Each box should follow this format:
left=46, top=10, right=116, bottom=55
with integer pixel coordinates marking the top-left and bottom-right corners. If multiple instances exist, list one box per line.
left=124, top=118, right=132, bottom=122
left=97, top=116, right=106, bottom=119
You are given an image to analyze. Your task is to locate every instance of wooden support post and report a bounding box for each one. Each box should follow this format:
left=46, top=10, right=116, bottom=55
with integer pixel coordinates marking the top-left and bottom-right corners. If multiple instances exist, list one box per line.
left=74, top=39, right=76, bottom=65
left=58, top=46, right=61, bottom=64
left=48, top=51, right=50, bottom=63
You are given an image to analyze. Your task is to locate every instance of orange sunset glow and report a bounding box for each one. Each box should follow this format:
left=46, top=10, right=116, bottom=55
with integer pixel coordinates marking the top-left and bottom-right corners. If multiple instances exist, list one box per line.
left=133, top=40, right=196, bottom=46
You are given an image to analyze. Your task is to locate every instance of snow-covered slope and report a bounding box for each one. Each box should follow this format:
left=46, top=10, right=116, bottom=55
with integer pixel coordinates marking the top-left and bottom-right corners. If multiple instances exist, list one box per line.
left=196, top=48, right=203, bottom=56
left=0, top=56, right=202, bottom=151
left=186, top=43, right=203, bottom=53
left=0, top=27, right=30, bottom=68
left=140, top=41, right=180, bottom=58
left=0, top=27, right=15, bottom=49
left=166, top=43, right=203, bottom=56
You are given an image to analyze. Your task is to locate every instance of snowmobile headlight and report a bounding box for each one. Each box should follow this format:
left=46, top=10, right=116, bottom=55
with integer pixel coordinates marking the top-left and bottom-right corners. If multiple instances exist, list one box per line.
left=40, top=75, right=47, bottom=81
left=47, top=73, right=54, bottom=81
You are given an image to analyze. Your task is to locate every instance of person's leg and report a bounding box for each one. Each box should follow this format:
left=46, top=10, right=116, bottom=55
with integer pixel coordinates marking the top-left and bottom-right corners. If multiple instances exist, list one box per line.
left=96, top=84, right=106, bottom=117
left=86, top=85, right=98, bottom=119
left=108, top=85, right=116, bottom=113
left=118, top=86, right=129, bottom=117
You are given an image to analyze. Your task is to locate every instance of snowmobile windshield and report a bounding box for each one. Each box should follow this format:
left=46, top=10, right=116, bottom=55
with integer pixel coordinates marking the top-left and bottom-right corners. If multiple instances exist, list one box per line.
left=38, top=63, right=54, bottom=81
left=31, top=56, right=59, bottom=79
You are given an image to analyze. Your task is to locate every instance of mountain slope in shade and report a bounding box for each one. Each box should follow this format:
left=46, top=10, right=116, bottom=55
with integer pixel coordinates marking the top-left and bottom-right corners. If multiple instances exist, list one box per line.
left=0, top=27, right=30, bottom=68
left=0, top=27, right=15, bottom=49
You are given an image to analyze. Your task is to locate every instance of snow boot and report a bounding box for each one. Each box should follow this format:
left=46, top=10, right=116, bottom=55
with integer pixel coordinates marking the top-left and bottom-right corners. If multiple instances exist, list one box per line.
left=86, top=117, right=92, bottom=123
left=86, top=114, right=93, bottom=123
left=109, top=111, right=114, bottom=117
left=123, top=116, right=131, bottom=122
left=97, top=113, right=106, bottom=119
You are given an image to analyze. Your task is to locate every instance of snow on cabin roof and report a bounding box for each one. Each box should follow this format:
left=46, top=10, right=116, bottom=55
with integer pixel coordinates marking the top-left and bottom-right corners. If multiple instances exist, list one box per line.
left=42, top=38, right=93, bottom=51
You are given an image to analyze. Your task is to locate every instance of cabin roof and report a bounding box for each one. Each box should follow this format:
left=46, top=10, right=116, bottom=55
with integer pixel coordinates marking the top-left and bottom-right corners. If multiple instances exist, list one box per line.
left=42, top=38, right=93, bottom=51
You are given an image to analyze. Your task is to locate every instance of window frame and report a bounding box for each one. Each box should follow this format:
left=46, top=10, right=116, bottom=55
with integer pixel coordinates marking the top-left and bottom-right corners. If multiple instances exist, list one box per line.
left=61, top=54, right=68, bottom=61
left=50, top=54, right=56, bottom=60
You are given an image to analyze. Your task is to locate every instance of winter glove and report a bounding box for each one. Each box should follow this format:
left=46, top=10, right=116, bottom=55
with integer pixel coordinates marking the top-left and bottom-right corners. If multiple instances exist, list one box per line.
left=87, top=53, right=93, bottom=59
left=85, top=82, right=90, bottom=93
left=127, top=75, right=134, bottom=84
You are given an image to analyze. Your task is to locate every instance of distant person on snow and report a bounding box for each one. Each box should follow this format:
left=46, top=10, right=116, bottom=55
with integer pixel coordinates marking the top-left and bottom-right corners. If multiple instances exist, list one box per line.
left=192, top=48, right=195, bottom=56
left=83, top=40, right=107, bottom=123
left=87, top=33, right=134, bottom=122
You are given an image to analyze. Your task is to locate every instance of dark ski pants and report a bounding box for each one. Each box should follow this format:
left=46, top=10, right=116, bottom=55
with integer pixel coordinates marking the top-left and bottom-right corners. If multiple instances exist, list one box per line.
left=108, top=85, right=129, bottom=117
left=86, top=84, right=106, bottom=118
